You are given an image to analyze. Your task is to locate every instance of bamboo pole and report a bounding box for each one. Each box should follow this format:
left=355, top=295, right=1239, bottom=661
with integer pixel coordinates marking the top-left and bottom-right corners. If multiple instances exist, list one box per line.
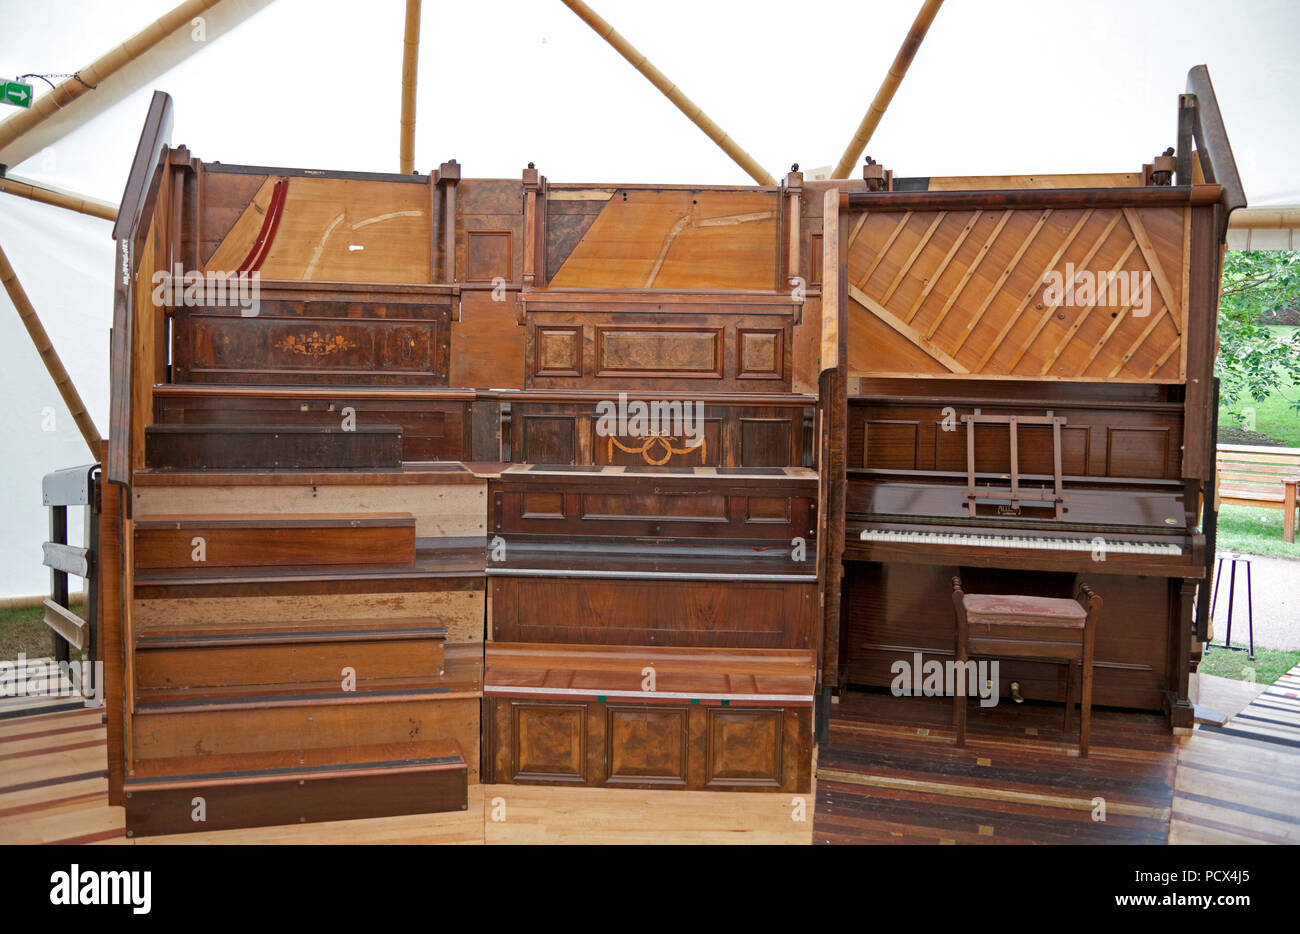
left=0, top=175, right=117, bottom=222
left=0, top=241, right=103, bottom=456
left=399, top=0, right=421, bottom=174
left=830, top=0, right=944, bottom=179
left=0, top=0, right=224, bottom=153
left=560, top=0, right=776, bottom=186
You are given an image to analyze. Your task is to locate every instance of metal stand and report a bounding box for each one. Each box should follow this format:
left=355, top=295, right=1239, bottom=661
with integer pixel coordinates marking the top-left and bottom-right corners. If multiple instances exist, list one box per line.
left=1208, top=553, right=1255, bottom=660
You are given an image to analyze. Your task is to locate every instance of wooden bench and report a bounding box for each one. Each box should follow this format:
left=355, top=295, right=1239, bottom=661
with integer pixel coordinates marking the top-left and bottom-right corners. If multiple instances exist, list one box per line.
left=1216, top=444, right=1300, bottom=543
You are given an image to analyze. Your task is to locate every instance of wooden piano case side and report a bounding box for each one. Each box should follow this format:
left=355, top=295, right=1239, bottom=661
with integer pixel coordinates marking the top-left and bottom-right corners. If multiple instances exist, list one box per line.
left=98, top=478, right=126, bottom=805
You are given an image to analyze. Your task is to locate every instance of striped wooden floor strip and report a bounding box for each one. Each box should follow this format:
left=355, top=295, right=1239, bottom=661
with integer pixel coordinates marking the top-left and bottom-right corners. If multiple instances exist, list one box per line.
left=1169, top=664, right=1300, bottom=845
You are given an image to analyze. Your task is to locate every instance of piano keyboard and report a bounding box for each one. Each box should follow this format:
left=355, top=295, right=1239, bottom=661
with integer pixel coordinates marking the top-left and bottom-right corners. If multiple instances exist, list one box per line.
left=858, top=528, right=1183, bottom=555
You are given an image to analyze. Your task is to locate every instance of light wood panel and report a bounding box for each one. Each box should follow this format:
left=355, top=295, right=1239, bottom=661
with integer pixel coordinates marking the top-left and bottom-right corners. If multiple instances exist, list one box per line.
left=845, top=205, right=1189, bottom=381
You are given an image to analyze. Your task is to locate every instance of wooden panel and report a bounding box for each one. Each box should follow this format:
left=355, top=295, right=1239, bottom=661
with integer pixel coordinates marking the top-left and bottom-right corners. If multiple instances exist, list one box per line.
left=176, top=305, right=450, bottom=385
left=706, top=707, right=782, bottom=788
left=465, top=230, right=513, bottom=282
left=134, top=589, right=485, bottom=645
left=489, top=577, right=813, bottom=648
left=521, top=303, right=793, bottom=392
left=493, top=473, right=815, bottom=541
left=505, top=397, right=809, bottom=469
left=511, top=702, right=586, bottom=783
left=154, top=390, right=471, bottom=463
left=605, top=706, right=690, bottom=786
left=124, top=751, right=466, bottom=836
left=145, top=425, right=403, bottom=471
left=134, top=480, right=487, bottom=540
left=132, top=696, right=483, bottom=782
left=451, top=291, right=526, bottom=390
left=203, top=174, right=432, bottom=283
left=486, top=697, right=811, bottom=792
left=596, top=327, right=723, bottom=379
left=133, top=514, right=416, bottom=570
left=738, top=328, right=784, bottom=380
left=546, top=189, right=779, bottom=289
left=520, top=414, right=577, bottom=465
left=534, top=327, right=582, bottom=378
left=848, top=392, right=1183, bottom=480
left=845, top=204, right=1190, bottom=382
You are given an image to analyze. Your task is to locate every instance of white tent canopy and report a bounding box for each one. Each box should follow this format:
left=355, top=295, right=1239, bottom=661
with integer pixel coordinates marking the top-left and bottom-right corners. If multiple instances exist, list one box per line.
left=0, top=0, right=1297, bottom=596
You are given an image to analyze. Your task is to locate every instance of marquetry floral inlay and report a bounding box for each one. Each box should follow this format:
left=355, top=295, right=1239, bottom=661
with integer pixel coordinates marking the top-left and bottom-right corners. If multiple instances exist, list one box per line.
left=273, top=331, right=357, bottom=359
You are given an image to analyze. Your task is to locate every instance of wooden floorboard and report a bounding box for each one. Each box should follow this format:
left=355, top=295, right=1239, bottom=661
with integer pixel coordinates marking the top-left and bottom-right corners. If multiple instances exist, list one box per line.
left=1168, top=664, right=1300, bottom=845
left=813, top=689, right=1177, bottom=845
left=6, top=671, right=1299, bottom=845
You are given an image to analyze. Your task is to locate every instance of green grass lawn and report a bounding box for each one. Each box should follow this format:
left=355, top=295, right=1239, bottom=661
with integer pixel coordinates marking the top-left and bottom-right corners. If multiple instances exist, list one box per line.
left=1215, top=504, right=1300, bottom=559
left=0, top=605, right=78, bottom=660
left=1218, top=325, right=1300, bottom=447
left=1198, top=642, right=1300, bottom=686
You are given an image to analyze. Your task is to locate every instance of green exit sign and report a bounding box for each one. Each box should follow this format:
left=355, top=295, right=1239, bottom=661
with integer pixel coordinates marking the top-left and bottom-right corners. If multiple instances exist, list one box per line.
left=2, top=80, right=33, bottom=109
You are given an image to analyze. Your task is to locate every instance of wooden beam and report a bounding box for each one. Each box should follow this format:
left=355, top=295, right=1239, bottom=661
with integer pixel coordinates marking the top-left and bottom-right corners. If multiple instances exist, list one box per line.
left=831, top=0, right=944, bottom=179
left=0, top=241, right=102, bottom=455
left=560, top=0, right=775, bottom=186
left=399, top=0, right=421, bottom=174
left=0, top=0, right=223, bottom=154
left=0, top=174, right=116, bottom=222
left=43, top=542, right=89, bottom=578
left=42, top=599, right=88, bottom=653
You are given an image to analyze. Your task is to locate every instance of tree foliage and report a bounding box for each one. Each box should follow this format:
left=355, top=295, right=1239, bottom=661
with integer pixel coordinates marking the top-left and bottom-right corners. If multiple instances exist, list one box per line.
left=1215, top=250, right=1300, bottom=414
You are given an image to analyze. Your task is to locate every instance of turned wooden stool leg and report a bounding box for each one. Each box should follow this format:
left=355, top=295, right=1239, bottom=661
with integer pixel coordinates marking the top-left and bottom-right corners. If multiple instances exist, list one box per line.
left=1062, top=660, right=1073, bottom=735
left=1080, top=618, right=1096, bottom=758
left=951, top=577, right=968, bottom=747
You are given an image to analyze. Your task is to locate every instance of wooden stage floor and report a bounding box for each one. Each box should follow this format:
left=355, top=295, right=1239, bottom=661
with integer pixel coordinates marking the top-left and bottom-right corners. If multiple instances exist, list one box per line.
left=816, top=666, right=1300, bottom=845
left=4, top=667, right=1298, bottom=845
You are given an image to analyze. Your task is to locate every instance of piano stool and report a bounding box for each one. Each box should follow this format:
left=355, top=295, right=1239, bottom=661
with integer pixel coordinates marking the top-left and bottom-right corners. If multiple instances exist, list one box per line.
left=1208, top=553, right=1255, bottom=660
left=950, top=579, right=1102, bottom=757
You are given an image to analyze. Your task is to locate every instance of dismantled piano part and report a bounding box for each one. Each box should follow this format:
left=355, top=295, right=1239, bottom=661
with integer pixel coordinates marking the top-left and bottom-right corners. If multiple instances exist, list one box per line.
left=92, top=63, right=1241, bottom=835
